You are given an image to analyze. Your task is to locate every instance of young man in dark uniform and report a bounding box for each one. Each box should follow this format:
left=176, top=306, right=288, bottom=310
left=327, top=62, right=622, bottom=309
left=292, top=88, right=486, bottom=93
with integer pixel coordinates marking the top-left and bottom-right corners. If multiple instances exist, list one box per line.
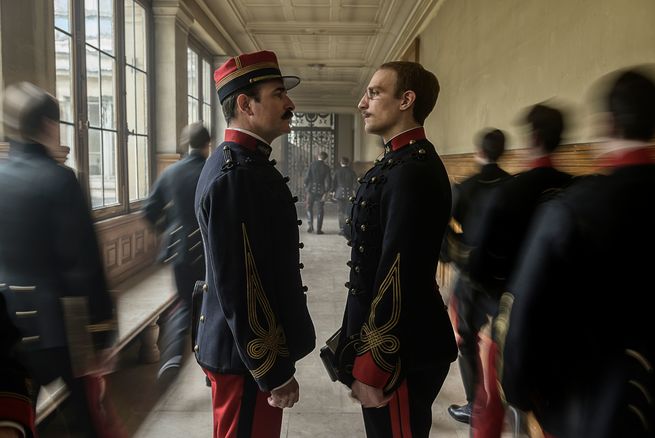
left=499, top=68, right=655, bottom=438
left=445, top=128, right=511, bottom=424
left=468, top=104, right=573, bottom=438
left=334, top=61, right=457, bottom=438
left=0, top=82, right=116, bottom=437
left=194, top=51, right=315, bottom=438
left=144, top=122, right=210, bottom=381
left=304, top=151, right=332, bottom=234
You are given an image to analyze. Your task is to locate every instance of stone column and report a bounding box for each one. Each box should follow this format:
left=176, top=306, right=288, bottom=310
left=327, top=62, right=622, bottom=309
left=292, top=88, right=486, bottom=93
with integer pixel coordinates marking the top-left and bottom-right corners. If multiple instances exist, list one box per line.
left=152, top=0, right=194, bottom=158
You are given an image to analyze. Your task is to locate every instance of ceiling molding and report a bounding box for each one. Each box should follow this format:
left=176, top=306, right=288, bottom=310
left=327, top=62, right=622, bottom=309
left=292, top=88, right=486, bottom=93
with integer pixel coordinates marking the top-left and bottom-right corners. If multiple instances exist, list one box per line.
left=246, top=22, right=380, bottom=36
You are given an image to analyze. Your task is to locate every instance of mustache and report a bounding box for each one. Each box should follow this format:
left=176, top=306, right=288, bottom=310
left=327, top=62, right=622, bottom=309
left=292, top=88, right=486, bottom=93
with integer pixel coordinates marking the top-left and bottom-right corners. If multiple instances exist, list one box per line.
left=282, top=110, right=294, bottom=120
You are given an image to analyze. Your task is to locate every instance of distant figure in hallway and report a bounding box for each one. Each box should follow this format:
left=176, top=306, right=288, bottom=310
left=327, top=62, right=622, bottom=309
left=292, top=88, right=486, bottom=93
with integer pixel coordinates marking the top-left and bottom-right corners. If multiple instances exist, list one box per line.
left=0, top=82, right=117, bottom=437
left=304, top=150, right=331, bottom=234
left=143, top=122, right=210, bottom=382
left=335, top=61, right=457, bottom=438
left=332, top=156, right=358, bottom=235
left=194, top=50, right=315, bottom=438
left=444, top=128, right=511, bottom=425
left=500, top=68, right=655, bottom=438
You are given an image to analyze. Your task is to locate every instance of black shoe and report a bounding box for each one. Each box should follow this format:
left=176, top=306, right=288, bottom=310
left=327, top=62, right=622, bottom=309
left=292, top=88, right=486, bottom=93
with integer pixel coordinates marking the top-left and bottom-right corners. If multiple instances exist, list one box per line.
left=316, top=230, right=324, bottom=235
left=307, top=227, right=314, bottom=233
left=447, top=403, right=472, bottom=424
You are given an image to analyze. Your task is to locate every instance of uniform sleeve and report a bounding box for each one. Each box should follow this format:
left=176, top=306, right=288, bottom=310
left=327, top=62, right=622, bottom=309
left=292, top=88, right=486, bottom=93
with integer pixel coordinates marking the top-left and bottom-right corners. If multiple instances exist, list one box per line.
left=143, top=171, right=169, bottom=230
left=352, top=169, right=449, bottom=391
left=202, top=171, right=295, bottom=391
left=51, top=171, right=116, bottom=350
left=496, top=201, right=574, bottom=410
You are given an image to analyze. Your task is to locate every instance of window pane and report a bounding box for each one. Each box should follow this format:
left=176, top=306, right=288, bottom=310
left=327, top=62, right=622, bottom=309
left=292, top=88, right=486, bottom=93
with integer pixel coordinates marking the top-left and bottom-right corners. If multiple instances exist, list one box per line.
left=188, top=98, right=198, bottom=125
left=124, top=0, right=135, bottom=66
left=187, top=48, right=198, bottom=98
left=125, top=66, right=136, bottom=133
left=100, top=54, right=116, bottom=129
left=54, top=0, right=70, bottom=32
left=134, top=3, right=147, bottom=71
left=86, top=47, right=101, bottom=127
left=99, top=0, right=114, bottom=54
left=203, top=104, right=211, bottom=134
left=127, top=135, right=137, bottom=201
left=88, top=128, right=103, bottom=208
left=137, top=136, right=149, bottom=199
left=60, top=123, right=75, bottom=169
left=102, top=131, right=118, bottom=205
left=136, top=71, right=147, bottom=134
left=55, top=31, right=74, bottom=124
left=85, top=0, right=99, bottom=48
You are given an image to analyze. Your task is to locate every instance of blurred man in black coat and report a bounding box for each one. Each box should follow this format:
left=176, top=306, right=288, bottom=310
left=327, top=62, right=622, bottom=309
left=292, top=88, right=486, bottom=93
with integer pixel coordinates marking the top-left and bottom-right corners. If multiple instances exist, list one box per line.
left=335, top=61, right=457, bottom=438
left=0, top=82, right=116, bottom=437
left=332, top=156, right=358, bottom=235
left=194, top=50, right=315, bottom=438
left=144, top=122, right=209, bottom=381
left=304, top=151, right=331, bottom=234
left=468, top=104, right=572, bottom=438
left=445, top=128, right=510, bottom=424
left=499, top=68, right=655, bottom=438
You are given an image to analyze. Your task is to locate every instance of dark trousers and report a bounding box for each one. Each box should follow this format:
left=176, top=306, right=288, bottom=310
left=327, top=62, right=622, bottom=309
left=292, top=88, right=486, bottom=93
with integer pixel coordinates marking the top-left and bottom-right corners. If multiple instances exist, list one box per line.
left=453, top=279, right=491, bottom=403
left=336, top=198, right=351, bottom=233
left=17, top=347, right=97, bottom=437
left=362, top=362, right=450, bottom=438
left=203, top=369, right=282, bottom=438
left=306, top=193, right=325, bottom=232
left=159, top=261, right=205, bottom=373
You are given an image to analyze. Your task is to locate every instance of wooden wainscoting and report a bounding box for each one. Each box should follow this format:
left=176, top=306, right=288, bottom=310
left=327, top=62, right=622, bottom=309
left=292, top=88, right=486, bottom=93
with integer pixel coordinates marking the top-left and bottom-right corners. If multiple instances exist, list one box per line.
left=95, top=212, right=158, bottom=288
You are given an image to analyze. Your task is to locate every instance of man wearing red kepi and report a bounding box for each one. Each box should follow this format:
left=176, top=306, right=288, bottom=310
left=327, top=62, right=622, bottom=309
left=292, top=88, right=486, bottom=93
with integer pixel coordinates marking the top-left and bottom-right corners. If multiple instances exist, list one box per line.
left=193, top=50, right=315, bottom=438
left=334, top=61, right=457, bottom=437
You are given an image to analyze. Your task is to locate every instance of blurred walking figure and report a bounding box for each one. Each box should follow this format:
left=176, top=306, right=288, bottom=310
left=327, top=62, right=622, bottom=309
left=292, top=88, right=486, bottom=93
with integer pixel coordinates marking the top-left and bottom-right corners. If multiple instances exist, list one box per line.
left=304, top=151, right=331, bottom=234
left=332, top=156, right=358, bottom=235
left=444, top=128, right=511, bottom=425
left=0, top=82, right=117, bottom=437
left=500, top=67, right=655, bottom=438
left=144, top=122, right=210, bottom=382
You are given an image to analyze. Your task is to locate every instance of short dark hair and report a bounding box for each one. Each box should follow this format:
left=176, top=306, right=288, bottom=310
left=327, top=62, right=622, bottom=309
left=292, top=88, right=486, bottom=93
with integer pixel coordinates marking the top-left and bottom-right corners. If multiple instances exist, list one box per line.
left=3, top=82, right=59, bottom=142
left=523, top=103, right=565, bottom=152
left=318, top=151, right=328, bottom=160
left=340, top=156, right=350, bottom=165
left=378, top=61, right=440, bottom=125
left=182, top=122, right=210, bottom=149
left=607, top=68, right=655, bottom=141
left=477, top=128, right=506, bottom=162
left=221, top=84, right=261, bottom=126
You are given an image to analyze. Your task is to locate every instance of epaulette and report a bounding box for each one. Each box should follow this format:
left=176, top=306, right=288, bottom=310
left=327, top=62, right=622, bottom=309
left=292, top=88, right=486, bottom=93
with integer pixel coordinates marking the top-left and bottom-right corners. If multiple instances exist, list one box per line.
left=222, top=145, right=237, bottom=171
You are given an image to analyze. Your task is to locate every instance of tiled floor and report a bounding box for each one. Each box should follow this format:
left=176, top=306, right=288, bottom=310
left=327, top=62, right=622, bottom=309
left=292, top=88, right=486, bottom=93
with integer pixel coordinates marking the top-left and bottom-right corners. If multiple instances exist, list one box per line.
left=103, top=215, right=478, bottom=437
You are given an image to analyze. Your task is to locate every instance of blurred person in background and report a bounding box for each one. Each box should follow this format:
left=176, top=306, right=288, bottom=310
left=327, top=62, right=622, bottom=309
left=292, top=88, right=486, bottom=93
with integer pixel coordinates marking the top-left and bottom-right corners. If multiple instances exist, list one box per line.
left=443, top=128, right=511, bottom=425
left=304, top=150, right=331, bottom=234
left=0, top=82, right=117, bottom=437
left=498, top=67, right=655, bottom=438
left=331, top=156, right=358, bottom=236
left=467, top=103, right=573, bottom=438
left=144, top=122, right=210, bottom=382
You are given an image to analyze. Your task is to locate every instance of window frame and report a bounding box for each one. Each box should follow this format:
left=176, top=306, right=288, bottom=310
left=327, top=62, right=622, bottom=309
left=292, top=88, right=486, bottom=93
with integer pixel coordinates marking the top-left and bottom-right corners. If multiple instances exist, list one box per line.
left=54, top=0, right=154, bottom=220
left=187, top=37, right=215, bottom=140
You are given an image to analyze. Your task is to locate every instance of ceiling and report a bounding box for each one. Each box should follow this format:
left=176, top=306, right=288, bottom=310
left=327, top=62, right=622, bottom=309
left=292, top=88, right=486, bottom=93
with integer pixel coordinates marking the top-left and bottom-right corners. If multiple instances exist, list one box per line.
left=200, top=0, right=442, bottom=112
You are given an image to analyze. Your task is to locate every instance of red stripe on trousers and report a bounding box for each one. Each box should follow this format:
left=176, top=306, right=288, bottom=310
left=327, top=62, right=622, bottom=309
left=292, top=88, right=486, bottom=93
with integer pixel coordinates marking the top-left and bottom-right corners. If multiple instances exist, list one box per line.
left=389, top=381, right=412, bottom=438
left=204, top=370, right=282, bottom=438
left=472, top=340, right=504, bottom=438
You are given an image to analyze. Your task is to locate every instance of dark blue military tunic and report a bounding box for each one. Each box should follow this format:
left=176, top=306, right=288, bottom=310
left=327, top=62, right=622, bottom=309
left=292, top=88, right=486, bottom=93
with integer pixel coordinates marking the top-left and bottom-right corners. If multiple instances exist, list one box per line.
left=336, top=127, right=457, bottom=393
left=194, top=129, right=315, bottom=391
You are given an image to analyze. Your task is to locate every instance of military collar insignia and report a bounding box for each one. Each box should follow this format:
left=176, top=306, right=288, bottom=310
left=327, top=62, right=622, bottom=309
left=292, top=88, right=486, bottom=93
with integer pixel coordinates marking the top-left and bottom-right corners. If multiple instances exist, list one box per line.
left=528, top=155, right=553, bottom=169
left=224, top=129, right=272, bottom=158
left=597, top=147, right=654, bottom=168
left=385, top=127, right=426, bottom=152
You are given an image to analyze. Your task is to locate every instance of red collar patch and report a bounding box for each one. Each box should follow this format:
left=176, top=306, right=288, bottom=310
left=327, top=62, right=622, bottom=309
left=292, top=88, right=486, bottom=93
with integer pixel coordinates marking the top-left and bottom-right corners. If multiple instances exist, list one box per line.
left=388, top=127, right=426, bottom=152
left=224, top=129, right=259, bottom=151
left=597, top=147, right=654, bottom=168
left=529, top=155, right=553, bottom=169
